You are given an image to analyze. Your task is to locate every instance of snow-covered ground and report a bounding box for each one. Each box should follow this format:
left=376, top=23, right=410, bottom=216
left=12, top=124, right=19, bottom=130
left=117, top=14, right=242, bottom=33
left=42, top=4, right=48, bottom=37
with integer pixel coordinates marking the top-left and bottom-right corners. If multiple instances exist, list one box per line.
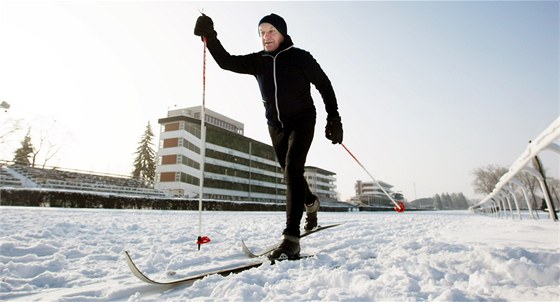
left=0, top=206, right=558, bottom=301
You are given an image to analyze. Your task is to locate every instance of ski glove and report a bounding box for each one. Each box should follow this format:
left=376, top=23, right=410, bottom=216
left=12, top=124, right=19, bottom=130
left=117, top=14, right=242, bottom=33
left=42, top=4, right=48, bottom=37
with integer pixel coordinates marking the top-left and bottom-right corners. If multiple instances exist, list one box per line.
left=325, top=115, right=343, bottom=144
left=194, top=14, right=217, bottom=40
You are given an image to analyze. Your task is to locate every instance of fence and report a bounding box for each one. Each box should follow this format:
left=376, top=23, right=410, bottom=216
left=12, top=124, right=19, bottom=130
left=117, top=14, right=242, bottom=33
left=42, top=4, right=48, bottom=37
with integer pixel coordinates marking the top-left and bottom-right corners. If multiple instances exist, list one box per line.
left=471, top=117, right=560, bottom=221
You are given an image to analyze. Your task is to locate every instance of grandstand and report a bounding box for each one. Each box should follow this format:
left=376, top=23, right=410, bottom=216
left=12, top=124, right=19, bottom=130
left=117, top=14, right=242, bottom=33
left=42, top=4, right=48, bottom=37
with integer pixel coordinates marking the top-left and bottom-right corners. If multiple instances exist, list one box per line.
left=0, top=161, right=359, bottom=211
left=0, top=165, right=22, bottom=187
left=0, top=161, right=167, bottom=197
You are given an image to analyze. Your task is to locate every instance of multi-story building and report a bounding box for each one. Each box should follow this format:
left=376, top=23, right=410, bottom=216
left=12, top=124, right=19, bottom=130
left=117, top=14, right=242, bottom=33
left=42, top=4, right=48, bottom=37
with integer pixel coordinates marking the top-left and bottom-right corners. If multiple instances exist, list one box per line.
left=354, top=180, right=403, bottom=207
left=304, top=166, right=338, bottom=201
left=155, top=106, right=339, bottom=203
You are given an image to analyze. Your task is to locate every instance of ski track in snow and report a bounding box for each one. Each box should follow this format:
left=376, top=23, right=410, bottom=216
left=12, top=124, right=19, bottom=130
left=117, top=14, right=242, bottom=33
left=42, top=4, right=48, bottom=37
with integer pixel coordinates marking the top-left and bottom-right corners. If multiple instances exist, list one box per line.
left=0, top=207, right=558, bottom=301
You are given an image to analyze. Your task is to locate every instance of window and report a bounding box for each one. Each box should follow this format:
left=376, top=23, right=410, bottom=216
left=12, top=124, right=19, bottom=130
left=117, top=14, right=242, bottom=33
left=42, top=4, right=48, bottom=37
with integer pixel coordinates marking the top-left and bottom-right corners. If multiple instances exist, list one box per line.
left=159, top=172, right=176, bottom=182
left=161, top=155, right=176, bottom=165
left=163, top=138, right=179, bottom=148
left=165, top=123, right=180, bottom=131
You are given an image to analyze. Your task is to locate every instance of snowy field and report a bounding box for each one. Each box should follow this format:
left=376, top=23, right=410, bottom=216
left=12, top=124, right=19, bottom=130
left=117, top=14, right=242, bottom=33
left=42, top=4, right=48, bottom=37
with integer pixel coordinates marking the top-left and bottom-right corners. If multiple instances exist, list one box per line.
left=1, top=206, right=559, bottom=301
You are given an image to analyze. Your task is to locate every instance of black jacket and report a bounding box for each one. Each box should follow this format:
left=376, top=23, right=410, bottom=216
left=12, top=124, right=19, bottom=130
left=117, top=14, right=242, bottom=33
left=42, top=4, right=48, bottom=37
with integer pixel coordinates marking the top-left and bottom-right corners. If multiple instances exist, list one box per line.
left=205, top=35, right=340, bottom=128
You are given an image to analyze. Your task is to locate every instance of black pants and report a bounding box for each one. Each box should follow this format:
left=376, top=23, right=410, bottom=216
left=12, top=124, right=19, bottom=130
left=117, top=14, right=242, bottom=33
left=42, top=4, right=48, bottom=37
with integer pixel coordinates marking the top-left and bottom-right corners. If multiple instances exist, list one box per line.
left=268, top=120, right=317, bottom=237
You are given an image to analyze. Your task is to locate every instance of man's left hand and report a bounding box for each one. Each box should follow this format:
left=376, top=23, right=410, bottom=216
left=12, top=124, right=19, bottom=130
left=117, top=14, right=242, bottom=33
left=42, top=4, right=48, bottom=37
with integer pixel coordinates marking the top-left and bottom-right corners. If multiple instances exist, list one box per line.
left=325, top=116, right=343, bottom=144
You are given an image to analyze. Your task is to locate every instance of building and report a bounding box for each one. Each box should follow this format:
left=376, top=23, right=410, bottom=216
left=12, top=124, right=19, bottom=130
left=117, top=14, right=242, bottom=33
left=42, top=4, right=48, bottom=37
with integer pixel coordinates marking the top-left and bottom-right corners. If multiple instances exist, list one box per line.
left=155, top=106, right=339, bottom=203
left=353, top=180, right=403, bottom=207
left=304, top=166, right=338, bottom=201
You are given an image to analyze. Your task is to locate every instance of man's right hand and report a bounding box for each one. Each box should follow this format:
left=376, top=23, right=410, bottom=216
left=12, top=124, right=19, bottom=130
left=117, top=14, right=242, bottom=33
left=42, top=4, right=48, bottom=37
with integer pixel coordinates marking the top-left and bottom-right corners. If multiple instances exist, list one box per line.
left=194, top=14, right=217, bottom=39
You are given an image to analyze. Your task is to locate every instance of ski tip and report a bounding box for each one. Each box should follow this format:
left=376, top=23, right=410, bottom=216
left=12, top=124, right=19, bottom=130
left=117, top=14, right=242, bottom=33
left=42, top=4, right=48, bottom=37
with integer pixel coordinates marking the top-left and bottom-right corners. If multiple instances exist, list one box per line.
left=241, top=240, right=258, bottom=258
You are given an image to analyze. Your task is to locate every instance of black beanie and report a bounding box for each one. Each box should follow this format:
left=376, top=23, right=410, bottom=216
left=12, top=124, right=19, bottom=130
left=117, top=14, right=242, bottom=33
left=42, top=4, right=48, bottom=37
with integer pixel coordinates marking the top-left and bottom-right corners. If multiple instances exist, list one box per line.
left=258, top=13, right=287, bottom=37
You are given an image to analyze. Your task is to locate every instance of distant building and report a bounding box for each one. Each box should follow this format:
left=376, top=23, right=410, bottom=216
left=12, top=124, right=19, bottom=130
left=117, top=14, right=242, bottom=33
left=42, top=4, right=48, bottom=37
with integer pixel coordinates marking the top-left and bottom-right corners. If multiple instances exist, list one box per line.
left=353, top=180, right=403, bottom=207
left=155, top=106, right=339, bottom=203
left=305, top=166, right=338, bottom=201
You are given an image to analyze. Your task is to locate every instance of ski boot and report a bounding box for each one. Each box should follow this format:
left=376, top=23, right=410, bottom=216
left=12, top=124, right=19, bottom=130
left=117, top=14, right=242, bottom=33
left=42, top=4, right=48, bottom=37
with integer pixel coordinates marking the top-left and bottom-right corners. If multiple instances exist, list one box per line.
left=304, top=197, right=320, bottom=232
left=268, top=234, right=300, bottom=260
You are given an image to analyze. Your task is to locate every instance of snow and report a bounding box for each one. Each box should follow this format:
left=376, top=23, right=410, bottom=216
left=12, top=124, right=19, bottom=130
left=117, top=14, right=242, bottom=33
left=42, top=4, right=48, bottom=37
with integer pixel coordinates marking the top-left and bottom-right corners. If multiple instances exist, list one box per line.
left=1, top=206, right=558, bottom=301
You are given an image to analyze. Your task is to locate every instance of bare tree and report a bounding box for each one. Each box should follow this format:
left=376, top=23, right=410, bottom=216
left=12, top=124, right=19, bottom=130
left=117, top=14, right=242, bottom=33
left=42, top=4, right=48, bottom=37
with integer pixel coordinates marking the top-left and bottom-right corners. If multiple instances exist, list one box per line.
left=2, top=104, right=69, bottom=165
left=30, top=126, right=67, bottom=168
left=1, top=119, right=24, bottom=156
left=472, top=164, right=508, bottom=195
left=27, top=118, right=70, bottom=167
left=1, top=105, right=25, bottom=157
left=517, top=171, right=541, bottom=210
left=549, top=178, right=560, bottom=206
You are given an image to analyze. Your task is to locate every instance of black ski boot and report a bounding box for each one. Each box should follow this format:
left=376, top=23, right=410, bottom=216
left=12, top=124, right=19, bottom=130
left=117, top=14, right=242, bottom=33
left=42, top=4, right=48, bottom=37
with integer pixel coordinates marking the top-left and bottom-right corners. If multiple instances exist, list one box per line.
left=304, top=197, right=320, bottom=232
left=268, top=235, right=300, bottom=260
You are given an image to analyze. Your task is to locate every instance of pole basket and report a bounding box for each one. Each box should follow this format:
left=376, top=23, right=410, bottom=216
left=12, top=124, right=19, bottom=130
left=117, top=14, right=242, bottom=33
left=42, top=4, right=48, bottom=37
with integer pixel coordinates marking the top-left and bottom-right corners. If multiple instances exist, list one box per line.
left=196, top=236, right=211, bottom=250
left=394, top=201, right=406, bottom=213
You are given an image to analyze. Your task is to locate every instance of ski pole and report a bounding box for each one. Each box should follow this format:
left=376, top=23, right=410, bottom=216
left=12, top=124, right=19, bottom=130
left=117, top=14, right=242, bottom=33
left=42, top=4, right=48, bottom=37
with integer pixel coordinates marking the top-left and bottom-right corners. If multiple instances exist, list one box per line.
left=340, top=143, right=405, bottom=212
left=196, top=36, right=211, bottom=249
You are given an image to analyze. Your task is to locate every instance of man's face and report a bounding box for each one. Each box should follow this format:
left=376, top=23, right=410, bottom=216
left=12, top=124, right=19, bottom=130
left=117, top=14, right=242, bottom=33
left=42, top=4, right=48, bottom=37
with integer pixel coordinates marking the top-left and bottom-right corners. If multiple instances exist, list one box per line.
left=259, top=23, right=284, bottom=52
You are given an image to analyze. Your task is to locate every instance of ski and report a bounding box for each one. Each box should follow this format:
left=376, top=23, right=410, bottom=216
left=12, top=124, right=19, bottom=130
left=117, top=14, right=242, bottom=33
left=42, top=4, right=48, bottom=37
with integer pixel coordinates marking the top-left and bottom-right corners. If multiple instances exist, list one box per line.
left=124, top=251, right=314, bottom=285
left=124, top=251, right=268, bottom=285
left=241, top=223, right=342, bottom=258
left=269, top=253, right=314, bottom=263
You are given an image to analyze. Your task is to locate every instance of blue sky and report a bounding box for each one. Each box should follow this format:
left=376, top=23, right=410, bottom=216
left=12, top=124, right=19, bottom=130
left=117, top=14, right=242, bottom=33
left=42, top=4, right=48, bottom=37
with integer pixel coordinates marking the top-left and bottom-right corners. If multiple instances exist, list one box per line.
left=1, top=1, right=558, bottom=201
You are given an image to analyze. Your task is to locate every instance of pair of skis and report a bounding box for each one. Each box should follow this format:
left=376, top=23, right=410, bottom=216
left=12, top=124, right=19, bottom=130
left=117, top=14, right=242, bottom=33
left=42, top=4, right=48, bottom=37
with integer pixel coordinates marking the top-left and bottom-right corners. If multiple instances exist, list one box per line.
left=124, top=223, right=341, bottom=285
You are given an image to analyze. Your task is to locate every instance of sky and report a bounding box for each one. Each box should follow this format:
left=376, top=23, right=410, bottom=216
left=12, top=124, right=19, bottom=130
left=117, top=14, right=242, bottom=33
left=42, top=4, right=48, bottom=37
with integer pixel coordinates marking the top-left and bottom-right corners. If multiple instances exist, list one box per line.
left=0, top=0, right=558, bottom=201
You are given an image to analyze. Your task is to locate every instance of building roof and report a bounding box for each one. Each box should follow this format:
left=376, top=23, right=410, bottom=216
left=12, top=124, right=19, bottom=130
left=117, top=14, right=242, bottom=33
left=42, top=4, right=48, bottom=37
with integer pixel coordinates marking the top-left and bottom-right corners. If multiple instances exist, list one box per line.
left=305, top=166, right=336, bottom=176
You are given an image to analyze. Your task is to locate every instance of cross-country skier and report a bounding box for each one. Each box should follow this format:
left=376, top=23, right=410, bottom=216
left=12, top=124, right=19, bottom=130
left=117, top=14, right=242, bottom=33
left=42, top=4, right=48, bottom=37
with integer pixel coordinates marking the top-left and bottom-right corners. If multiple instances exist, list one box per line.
left=194, top=13, right=343, bottom=259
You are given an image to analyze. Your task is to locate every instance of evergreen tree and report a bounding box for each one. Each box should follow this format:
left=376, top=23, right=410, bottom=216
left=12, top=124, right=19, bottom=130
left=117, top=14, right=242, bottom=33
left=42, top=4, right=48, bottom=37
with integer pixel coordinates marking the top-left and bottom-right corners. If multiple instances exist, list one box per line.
left=13, top=129, right=34, bottom=166
left=434, top=194, right=443, bottom=210
left=442, top=193, right=453, bottom=209
left=432, top=192, right=471, bottom=210
left=455, top=192, right=470, bottom=209
left=450, top=193, right=459, bottom=209
left=132, top=122, right=156, bottom=183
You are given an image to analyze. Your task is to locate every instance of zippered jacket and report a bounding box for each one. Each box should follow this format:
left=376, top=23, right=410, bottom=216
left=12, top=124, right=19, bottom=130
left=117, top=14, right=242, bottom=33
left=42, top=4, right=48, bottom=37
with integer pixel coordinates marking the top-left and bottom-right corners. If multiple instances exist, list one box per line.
left=205, top=35, right=340, bottom=128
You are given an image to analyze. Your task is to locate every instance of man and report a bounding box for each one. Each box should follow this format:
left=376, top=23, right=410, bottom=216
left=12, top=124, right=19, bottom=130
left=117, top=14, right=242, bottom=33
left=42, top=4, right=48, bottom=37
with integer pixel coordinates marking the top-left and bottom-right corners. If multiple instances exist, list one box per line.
left=194, top=13, right=343, bottom=260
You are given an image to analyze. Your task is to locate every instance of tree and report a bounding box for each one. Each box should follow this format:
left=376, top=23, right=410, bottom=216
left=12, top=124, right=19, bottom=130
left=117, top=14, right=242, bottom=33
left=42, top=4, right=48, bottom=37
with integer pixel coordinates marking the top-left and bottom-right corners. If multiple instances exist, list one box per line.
left=30, top=118, right=68, bottom=168
left=1, top=118, right=24, bottom=160
left=13, top=129, right=34, bottom=166
left=429, top=192, right=471, bottom=210
left=442, top=193, right=453, bottom=209
left=516, top=171, right=541, bottom=210
left=472, top=164, right=508, bottom=195
left=549, top=178, right=560, bottom=208
left=3, top=113, right=68, bottom=167
left=454, top=192, right=470, bottom=209
left=1, top=102, right=24, bottom=160
left=1, top=117, right=22, bottom=145
left=433, top=194, right=443, bottom=209
left=132, top=122, right=156, bottom=183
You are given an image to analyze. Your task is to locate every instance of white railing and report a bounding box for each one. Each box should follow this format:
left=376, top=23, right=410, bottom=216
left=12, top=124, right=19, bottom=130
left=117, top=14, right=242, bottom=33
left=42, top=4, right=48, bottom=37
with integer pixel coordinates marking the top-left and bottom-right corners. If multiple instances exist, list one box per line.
left=471, top=116, right=560, bottom=221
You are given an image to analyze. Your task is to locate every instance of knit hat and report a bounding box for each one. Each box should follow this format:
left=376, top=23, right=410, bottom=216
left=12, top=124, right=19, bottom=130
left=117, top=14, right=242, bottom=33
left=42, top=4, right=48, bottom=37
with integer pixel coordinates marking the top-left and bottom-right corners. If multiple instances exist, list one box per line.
left=258, top=13, right=287, bottom=37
